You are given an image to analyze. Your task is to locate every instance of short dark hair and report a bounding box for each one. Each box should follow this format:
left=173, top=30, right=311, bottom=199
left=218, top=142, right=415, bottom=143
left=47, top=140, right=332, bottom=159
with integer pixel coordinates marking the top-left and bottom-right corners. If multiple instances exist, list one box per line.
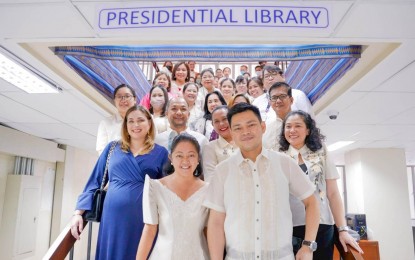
left=262, top=65, right=283, bottom=78
left=203, top=91, right=227, bottom=120
left=235, top=75, right=247, bottom=84
left=164, top=133, right=203, bottom=178
left=227, top=103, right=262, bottom=126
left=200, top=68, right=215, bottom=78
left=268, top=82, right=292, bottom=97
left=279, top=110, right=325, bottom=152
left=113, top=84, right=137, bottom=99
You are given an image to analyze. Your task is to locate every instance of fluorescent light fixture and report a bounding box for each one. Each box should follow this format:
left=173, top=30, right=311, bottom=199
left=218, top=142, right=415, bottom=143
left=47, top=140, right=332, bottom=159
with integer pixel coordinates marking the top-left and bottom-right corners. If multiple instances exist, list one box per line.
left=0, top=48, right=60, bottom=93
left=327, top=141, right=355, bottom=152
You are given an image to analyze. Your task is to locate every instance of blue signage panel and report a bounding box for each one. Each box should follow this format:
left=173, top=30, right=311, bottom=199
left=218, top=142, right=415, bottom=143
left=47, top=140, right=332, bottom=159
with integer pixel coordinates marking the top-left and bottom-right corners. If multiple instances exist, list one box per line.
left=98, top=5, right=329, bottom=29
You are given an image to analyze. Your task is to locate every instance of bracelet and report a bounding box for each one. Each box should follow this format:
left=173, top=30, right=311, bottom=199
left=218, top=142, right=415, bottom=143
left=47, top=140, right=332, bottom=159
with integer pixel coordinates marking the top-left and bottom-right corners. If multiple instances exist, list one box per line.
left=338, top=225, right=350, bottom=232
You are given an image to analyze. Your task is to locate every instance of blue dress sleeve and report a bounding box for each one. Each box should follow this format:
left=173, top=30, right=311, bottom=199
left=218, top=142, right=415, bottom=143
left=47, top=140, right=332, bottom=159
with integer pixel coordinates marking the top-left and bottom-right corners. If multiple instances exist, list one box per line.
left=75, top=141, right=116, bottom=210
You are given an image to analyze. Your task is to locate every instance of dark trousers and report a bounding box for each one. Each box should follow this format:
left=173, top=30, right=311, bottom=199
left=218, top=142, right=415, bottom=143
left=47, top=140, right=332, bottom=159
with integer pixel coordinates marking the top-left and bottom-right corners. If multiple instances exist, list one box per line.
left=292, top=224, right=334, bottom=260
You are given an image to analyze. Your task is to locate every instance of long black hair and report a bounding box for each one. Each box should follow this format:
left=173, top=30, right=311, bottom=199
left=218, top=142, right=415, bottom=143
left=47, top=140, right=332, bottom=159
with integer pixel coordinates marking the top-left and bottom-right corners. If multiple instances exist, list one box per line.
left=164, top=133, right=203, bottom=178
left=279, top=110, right=325, bottom=152
left=203, top=91, right=227, bottom=120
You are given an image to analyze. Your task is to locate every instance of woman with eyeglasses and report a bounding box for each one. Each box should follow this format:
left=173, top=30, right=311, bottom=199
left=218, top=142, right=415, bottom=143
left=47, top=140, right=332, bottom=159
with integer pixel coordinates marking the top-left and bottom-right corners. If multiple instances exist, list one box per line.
left=279, top=110, right=363, bottom=259
left=96, top=84, right=137, bottom=155
left=137, top=133, right=209, bottom=259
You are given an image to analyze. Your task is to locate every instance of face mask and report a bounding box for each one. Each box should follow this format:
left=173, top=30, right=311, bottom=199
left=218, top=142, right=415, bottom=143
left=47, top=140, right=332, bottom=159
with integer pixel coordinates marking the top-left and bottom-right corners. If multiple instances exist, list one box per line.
left=196, top=79, right=201, bottom=84
left=165, top=65, right=172, bottom=71
left=151, top=100, right=164, bottom=108
left=240, top=71, right=246, bottom=76
left=256, top=71, right=262, bottom=76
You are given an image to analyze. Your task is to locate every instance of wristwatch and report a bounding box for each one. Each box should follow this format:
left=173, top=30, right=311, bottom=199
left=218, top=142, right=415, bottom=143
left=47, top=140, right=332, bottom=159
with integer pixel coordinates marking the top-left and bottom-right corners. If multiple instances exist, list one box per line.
left=302, top=240, right=317, bottom=252
left=338, top=225, right=351, bottom=232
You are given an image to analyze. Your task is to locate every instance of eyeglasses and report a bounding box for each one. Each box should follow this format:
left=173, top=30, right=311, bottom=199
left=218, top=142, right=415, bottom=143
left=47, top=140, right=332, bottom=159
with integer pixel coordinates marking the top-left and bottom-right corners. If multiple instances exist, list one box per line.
left=269, top=94, right=289, bottom=102
left=263, top=71, right=281, bottom=80
left=115, top=94, right=134, bottom=101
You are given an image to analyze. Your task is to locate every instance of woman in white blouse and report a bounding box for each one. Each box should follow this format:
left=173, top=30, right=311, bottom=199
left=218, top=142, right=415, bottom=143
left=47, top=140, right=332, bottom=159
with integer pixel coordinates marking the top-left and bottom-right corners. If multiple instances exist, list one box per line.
left=196, top=68, right=219, bottom=110
left=191, top=91, right=227, bottom=141
left=137, top=133, right=209, bottom=260
left=183, top=82, right=203, bottom=127
left=171, top=62, right=190, bottom=97
left=218, top=77, right=236, bottom=105
left=248, top=77, right=268, bottom=121
left=279, top=110, right=363, bottom=259
left=202, top=105, right=238, bottom=183
left=96, top=84, right=137, bottom=154
left=149, top=86, right=169, bottom=134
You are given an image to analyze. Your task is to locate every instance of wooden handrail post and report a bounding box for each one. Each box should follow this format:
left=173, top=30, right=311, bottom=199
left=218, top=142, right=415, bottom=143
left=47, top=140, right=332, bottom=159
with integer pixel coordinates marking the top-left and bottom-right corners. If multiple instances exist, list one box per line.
left=43, top=219, right=88, bottom=260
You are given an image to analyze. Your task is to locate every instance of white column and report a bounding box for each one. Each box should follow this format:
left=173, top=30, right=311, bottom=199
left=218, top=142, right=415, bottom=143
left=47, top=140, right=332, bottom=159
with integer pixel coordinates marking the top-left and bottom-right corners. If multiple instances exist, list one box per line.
left=345, top=148, right=414, bottom=260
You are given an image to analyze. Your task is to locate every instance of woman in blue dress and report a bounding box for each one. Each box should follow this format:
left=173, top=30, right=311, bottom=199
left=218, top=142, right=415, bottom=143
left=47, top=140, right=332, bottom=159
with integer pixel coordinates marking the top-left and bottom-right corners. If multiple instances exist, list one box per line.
left=70, top=105, right=168, bottom=260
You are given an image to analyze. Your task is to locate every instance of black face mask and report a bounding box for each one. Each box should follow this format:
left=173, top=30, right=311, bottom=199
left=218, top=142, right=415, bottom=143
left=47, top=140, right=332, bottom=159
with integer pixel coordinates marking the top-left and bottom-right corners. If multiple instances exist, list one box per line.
left=165, top=65, right=173, bottom=71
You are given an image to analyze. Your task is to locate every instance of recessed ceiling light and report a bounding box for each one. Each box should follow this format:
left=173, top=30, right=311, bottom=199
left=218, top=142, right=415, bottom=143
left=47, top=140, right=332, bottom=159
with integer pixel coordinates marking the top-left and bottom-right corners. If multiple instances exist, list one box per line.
left=327, top=141, right=355, bottom=151
left=0, top=49, right=61, bottom=94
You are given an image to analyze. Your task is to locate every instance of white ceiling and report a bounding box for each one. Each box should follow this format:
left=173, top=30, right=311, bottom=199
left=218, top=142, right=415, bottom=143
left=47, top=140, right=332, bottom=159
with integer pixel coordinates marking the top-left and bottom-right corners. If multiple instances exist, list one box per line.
left=0, top=0, right=415, bottom=164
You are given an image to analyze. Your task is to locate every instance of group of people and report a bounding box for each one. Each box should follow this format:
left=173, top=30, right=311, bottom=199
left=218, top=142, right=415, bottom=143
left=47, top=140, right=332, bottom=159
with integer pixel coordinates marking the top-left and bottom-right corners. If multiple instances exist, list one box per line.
left=70, top=61, right=363, bottom=260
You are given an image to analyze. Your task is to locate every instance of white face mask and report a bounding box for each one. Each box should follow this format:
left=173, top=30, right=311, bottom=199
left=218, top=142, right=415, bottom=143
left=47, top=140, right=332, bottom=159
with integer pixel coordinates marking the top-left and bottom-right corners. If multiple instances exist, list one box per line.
left=151, top=99, right=165, bottom=109
left=256, top=71, right=262, bottom=77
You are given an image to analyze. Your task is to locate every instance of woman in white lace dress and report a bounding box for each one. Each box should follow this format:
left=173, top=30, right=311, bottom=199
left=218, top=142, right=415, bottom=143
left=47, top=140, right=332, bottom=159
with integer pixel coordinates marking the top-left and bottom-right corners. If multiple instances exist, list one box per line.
left=136, top=133, right=209, bottom=260
left=279, top=110, right=363, bottom=259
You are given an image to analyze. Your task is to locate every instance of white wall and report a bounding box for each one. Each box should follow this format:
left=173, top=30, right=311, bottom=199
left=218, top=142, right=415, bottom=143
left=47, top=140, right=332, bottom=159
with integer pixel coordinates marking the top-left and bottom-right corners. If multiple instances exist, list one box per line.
left=0, top=153, right=15, bottom=226
left=345, top=148, right=414, bottom=260
left=0, top=125, right=98, bottom=260
left=27, top=160, right=57, bottom=260
left=52, top=145, right=99, bottom=260
left=0, top=126, right=62, bottom=260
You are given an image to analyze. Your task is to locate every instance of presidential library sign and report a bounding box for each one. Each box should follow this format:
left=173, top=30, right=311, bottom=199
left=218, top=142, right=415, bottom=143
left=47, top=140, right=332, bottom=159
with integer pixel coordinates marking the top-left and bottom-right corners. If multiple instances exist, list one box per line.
left=97, top=3, right=330, bottom=30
